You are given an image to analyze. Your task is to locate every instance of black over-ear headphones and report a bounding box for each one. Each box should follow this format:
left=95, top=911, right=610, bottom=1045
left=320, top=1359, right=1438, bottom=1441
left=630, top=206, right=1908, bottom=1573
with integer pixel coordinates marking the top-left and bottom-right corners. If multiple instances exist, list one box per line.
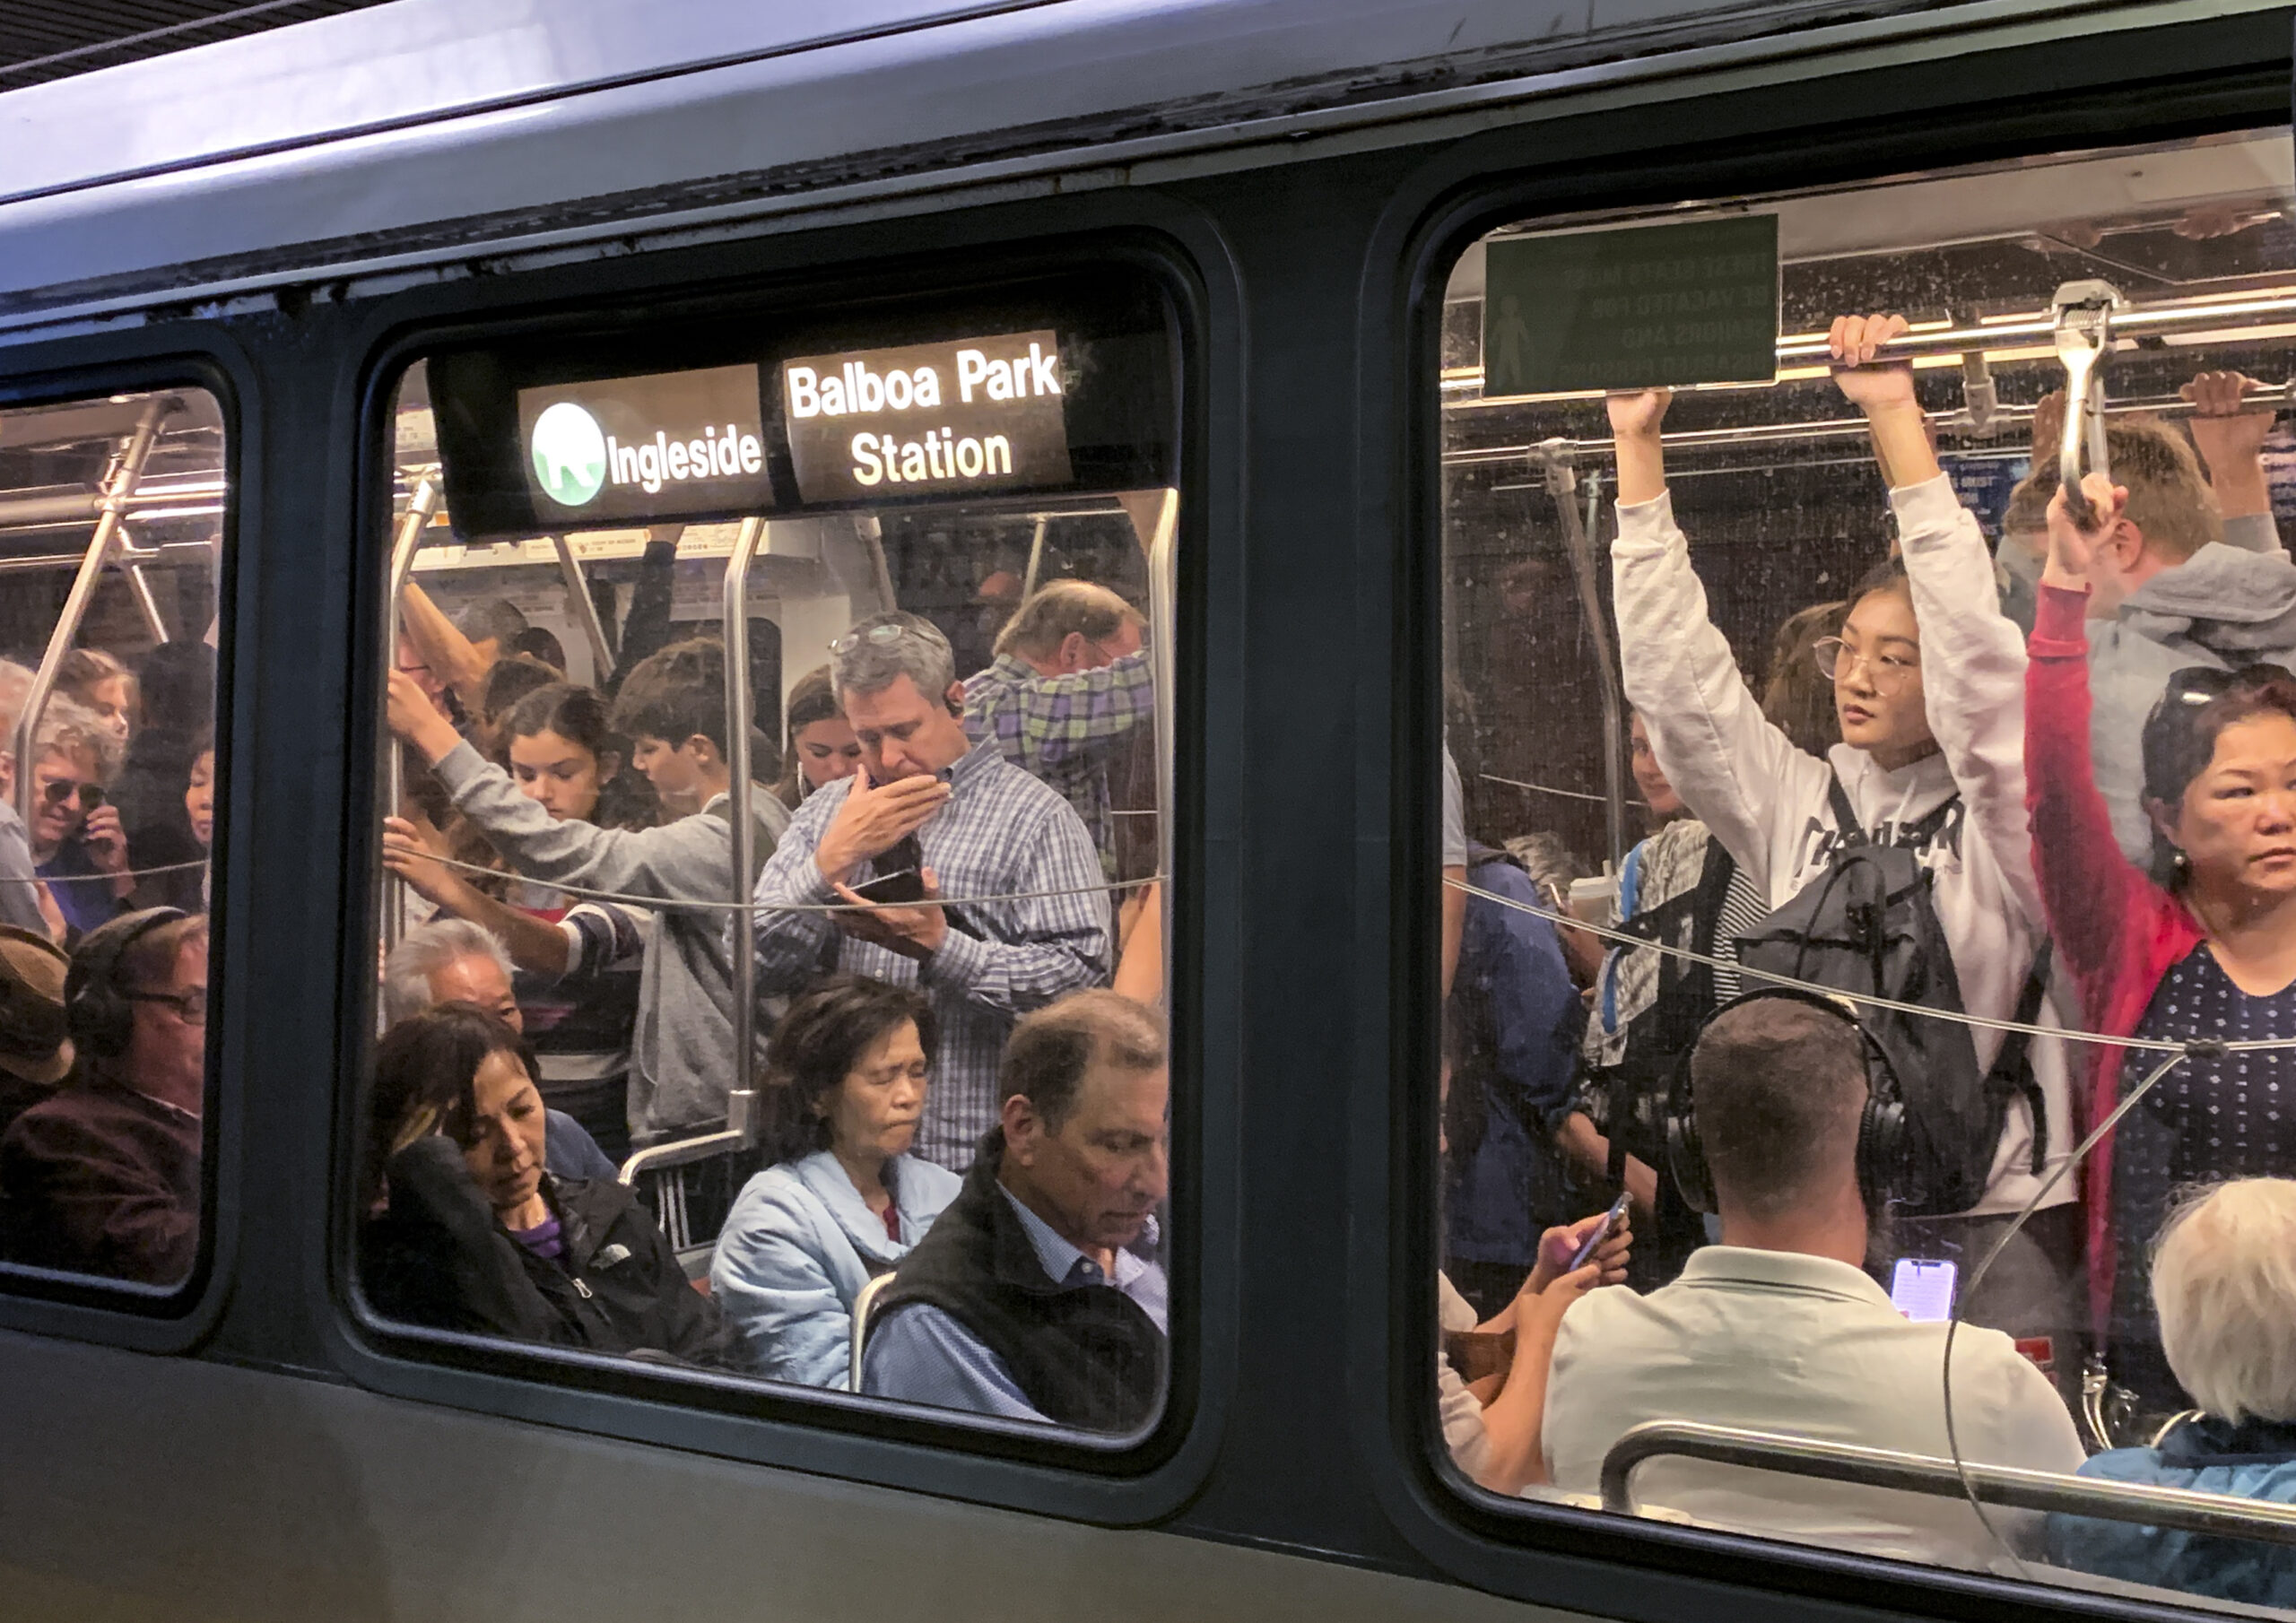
left=1664, top=985, right=1906, bottom=1219
left=66, top=907, right=187, bottom=1061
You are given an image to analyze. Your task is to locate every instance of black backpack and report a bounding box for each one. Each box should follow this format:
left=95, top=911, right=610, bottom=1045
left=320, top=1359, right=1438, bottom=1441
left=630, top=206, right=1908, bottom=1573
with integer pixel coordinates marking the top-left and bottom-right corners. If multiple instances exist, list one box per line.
left=1581, top=833, right=1744, bottom=1288
left=1732, top=776, right=2049, bottom=1219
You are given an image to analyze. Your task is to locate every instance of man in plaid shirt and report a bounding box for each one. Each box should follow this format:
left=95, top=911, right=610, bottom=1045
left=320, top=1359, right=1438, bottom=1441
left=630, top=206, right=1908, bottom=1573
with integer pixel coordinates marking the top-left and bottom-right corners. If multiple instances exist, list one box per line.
left=960, top=580, right=1154, bottom=880
left=753, top=612, right=1111, bottom=1170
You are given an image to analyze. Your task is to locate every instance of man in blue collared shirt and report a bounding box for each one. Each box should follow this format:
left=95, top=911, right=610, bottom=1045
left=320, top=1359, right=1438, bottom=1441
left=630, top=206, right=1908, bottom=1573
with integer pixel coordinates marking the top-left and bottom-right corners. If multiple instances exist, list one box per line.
left=860, top=989, right=1168, bottom=1428
left=753, top=612, right=1109, bottom=1169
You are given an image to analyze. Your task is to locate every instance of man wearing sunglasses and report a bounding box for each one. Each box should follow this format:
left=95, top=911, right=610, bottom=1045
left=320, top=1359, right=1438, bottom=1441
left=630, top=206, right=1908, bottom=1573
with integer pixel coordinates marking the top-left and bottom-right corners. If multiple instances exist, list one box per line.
left=25, top=696, right=133, bottom=941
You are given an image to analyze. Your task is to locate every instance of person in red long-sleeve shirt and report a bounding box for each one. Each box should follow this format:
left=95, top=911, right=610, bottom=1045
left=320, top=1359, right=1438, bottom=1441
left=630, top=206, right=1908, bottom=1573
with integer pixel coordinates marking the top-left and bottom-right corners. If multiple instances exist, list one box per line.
left=2026, top=472, right=2296, bottom=1424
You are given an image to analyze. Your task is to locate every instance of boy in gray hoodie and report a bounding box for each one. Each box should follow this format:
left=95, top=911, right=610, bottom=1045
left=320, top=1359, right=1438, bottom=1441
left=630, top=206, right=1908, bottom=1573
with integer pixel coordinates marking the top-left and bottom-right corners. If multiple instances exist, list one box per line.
left=2000, top=394, right=2292, bottom=864
left=387, top=640, right=787, bottom=1143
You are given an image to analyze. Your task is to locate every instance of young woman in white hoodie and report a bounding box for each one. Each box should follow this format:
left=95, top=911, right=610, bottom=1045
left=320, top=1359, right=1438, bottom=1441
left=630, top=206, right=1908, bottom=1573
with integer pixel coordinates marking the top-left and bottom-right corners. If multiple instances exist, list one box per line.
left=1605, top=313, right=2078, bottom=1349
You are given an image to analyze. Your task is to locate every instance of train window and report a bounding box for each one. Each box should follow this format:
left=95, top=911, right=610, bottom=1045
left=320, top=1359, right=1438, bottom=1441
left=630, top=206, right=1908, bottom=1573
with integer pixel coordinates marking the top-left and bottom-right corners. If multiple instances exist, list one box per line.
left=0, top=385, right=226, bottom=1294
left=1433, top=127, right=2296, bottom=1608
left=361, top=271, right=1178, bottom=1439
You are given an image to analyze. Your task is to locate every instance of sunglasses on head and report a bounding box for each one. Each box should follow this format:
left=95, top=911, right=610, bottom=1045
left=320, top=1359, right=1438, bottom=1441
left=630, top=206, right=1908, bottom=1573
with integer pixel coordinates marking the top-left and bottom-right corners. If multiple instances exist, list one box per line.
left=41, top=780, right=101, bottom=812
left=2163, top=664, right=2290, bottom=709
left=829, top=623, right=909, bottom=656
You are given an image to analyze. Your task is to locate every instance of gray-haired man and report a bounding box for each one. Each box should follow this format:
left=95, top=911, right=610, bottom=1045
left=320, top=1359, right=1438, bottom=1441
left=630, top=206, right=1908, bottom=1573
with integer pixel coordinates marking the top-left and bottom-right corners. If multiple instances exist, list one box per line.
left=752, top=612, right=1109, bottom=1170
left=380, top=917, right=617, bottom=1181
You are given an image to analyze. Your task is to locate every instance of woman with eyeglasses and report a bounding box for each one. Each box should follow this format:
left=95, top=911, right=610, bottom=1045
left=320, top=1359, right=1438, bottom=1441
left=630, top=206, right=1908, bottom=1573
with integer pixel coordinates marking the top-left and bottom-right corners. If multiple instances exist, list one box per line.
left=2030, top=473, right=2296, bottom=1424
left=1605, top=313, right=2076, bottom=1329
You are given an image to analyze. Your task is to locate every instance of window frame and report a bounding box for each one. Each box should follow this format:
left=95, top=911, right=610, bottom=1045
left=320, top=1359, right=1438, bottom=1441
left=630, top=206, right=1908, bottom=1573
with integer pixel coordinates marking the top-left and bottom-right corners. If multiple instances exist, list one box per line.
left=319, top=203, right=1241, bottom=1525
left=0, top=341, right=248, bottom=1346
left=1362, top=11, right=2296, bottom=1623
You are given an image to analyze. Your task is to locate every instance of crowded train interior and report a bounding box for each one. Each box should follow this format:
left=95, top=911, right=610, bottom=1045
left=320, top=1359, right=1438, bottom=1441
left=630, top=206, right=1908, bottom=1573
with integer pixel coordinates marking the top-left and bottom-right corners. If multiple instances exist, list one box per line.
left=1434, top=124, right=2296, bottom=1607
left=14, top=4, right=2296, bottom=1620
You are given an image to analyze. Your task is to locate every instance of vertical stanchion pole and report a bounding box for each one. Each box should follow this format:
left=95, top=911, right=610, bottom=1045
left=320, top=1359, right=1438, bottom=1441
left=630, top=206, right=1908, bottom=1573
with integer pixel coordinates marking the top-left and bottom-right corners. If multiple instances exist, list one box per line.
left=1145, top=490, right=1178, bottom=995
left=1022, top=516, right=1050, bottom=599
left=381, top=478, right=439, bottom=952
left=17, top=397, right=170, bottom=828
left=1542, top=439, right=1628, bottom=872
left=723, top=516, right=768, bottom=1142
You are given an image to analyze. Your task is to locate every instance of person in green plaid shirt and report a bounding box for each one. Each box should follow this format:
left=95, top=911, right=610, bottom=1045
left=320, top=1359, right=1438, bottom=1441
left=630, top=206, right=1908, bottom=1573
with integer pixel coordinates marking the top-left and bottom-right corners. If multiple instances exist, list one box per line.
left=961, top=580, right=1153, bottom=878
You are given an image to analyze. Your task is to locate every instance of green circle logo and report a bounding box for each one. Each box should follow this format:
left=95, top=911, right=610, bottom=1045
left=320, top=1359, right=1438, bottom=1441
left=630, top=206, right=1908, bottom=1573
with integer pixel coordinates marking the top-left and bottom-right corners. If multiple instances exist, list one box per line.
left=530, top=401, right=607, bottom=508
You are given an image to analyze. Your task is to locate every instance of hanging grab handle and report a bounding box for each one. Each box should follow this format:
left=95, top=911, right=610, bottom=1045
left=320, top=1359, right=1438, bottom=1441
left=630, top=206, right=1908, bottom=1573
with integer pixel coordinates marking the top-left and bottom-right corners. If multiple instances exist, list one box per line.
left=2051, top=279, right=2125, bottom=526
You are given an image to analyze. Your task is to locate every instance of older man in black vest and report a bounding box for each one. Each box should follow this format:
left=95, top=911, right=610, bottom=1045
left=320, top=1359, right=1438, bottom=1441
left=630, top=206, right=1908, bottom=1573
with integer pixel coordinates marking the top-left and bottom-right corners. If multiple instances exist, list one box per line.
left=861, top=989, right=1168, bottom=1428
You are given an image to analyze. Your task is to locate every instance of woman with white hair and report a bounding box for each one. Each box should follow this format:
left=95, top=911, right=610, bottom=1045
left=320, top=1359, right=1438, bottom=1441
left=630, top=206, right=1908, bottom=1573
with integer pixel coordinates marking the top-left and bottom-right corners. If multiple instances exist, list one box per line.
left=2048, top=1178, right=2296, bottom=1604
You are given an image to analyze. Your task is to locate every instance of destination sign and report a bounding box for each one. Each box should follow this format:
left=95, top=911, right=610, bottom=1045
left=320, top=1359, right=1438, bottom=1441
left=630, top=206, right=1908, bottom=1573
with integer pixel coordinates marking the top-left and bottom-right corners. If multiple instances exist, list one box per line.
left=517, top=363, right=770, bottom=524
left=1481, top=214, right=1779, bottom=394
left=781, top=330, right=1073, bottom=504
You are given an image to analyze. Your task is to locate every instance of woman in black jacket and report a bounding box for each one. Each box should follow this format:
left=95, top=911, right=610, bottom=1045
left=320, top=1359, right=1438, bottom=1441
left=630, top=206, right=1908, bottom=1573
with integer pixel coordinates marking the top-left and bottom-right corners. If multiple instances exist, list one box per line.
left=361, top=1002, right=726, bottom=1366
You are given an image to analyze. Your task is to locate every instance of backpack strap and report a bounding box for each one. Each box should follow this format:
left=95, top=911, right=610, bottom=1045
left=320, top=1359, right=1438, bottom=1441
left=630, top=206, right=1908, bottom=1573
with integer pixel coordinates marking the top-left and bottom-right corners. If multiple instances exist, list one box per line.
left=1826, top=773, right=1863, bottom=844
left=1986, top=941, right=2056, bottom=1175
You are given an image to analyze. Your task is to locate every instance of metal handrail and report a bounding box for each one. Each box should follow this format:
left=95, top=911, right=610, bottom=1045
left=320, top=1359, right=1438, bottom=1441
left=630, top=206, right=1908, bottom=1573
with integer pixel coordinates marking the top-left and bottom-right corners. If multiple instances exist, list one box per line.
left=1144, top=489, right=1178, bottom=996
left=721, top=515, right=768, bottom=1148
left=618, top=1125, right=747, bottom=1185
left=1535, top=443, right=1626, bottom=870
left=14, top=396, right=169, bottom=828
left=548, top=533, right=618, bottom=682
left=1600, top=1420, right=2296, bottom=1548
left=849, top=1270, right=899, bottom=1391
left=1444, top=384, right=2294, bottom=467
left=380, top=477, right=439, bottom=954
left=1772, top=290, right=2296, bottom=365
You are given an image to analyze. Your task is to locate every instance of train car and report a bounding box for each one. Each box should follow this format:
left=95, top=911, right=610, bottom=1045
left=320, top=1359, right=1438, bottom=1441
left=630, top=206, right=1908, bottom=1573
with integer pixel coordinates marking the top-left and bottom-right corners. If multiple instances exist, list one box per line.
left=2, top=1, right=2295, bottom=1619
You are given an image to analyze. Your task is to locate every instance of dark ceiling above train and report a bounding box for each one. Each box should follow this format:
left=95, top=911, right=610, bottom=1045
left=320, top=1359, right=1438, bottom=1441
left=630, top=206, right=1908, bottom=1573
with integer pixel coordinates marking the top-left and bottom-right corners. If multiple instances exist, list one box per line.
left=0, top=0, right=397, bottom=88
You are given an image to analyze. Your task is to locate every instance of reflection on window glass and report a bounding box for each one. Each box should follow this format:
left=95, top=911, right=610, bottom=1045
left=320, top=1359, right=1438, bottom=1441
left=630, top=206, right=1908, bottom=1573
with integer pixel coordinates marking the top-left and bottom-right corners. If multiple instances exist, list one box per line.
left=0, top=386, right=224, bottom=1289
left=364, top=279, right=1177, bottom=1435
left=1435, top=129, right=2296, bottom=1607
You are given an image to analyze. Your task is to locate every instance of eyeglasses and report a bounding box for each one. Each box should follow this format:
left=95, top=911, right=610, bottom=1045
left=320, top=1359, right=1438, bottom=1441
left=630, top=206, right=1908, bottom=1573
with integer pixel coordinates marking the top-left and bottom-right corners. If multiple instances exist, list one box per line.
left=1812, top=636, right=1919, bottom=696
left=40, top=779, right=102, bottom=812
left=829, top=623, right=909, bottom=656
left=124, top=985, right=206, bottom=1025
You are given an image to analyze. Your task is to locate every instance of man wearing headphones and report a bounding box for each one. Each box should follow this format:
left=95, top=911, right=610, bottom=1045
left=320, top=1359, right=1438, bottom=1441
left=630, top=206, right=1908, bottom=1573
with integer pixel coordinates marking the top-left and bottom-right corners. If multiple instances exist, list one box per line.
left=1537, top=994, right=2083, bottom=1570
left=0, top=907, right=205, bottom=1284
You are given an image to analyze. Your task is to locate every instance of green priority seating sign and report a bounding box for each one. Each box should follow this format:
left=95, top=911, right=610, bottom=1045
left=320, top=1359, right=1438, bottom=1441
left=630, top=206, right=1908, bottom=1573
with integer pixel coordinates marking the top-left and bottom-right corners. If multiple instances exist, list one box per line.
left=1481, top=213, right=1779, bottom=395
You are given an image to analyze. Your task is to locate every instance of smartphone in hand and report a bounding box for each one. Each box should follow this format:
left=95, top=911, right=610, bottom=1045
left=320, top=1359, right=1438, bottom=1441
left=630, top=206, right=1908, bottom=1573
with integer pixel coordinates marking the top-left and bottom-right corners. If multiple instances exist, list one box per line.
left=853, top=834, right=927, bottom=905
left=1566, top=1191, right=1633, bottom=1272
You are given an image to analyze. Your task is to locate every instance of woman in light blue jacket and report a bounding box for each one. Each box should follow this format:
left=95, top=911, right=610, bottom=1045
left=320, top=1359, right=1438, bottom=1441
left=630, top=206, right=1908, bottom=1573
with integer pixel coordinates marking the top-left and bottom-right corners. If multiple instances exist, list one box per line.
left=710, top=976, right=961, bottom=1387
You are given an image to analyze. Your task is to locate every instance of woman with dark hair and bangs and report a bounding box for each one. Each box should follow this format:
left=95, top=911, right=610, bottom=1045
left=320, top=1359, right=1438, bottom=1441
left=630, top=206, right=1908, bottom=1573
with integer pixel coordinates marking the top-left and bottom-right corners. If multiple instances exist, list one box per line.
left=709, top=976, right=962, bottom=1387
left=361, top=1002, right=726, bottom=1363
left=2030, top=473, right=2296, bottom=1425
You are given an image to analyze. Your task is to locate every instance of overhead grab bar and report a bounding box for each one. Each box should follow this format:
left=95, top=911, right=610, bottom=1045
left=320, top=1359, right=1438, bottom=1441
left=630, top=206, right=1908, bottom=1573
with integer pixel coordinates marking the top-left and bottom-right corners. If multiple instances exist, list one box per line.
left=14, top=397, right=170, bottom=829
left=1444, top=383, right=2291, bottom=467
left=2052, top=280, right=2126, bottom=527
left=1600, top=1420, right=2296, bottom=1548
left=1536, top=441, right=1628, bottom=871
left=1771, top=286, right=2296, bottom=364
